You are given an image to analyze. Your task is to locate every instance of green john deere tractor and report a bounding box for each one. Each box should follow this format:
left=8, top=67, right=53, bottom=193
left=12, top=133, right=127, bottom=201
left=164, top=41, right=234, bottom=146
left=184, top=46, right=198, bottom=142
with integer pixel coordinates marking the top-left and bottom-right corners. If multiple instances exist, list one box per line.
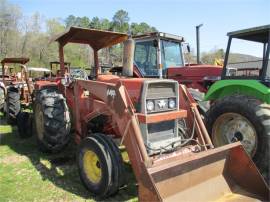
left=205, top=25, right=270, bottom=183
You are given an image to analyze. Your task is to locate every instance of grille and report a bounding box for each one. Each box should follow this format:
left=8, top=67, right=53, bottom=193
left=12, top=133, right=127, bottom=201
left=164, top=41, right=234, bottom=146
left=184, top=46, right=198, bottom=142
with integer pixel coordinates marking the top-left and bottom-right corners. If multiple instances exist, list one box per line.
left=148, top=120, right=175, bottom=143
left=147, top=83, right=176, bottom=99
left=139, top=80, right=179, bottom=154
left=142, top=80, right=179, bottom=114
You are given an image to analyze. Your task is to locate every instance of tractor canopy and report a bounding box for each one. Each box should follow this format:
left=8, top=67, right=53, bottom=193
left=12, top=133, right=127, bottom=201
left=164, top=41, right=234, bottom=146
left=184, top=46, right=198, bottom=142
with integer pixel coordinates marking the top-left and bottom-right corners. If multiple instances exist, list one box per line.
left=54, top=26, right=128, bottom=50
left=205, top=25, right=270, bottom=102
left=53, top=26, right=128, bottom=77
left=227, top=25, right=270, bottom=43
left=222, top=24, right=270, bottom=81
left=1, top=57, right=30, bottom=75
left=1, top=57, right=30, bottom=84
left=1, top=57, right=29, bottom=65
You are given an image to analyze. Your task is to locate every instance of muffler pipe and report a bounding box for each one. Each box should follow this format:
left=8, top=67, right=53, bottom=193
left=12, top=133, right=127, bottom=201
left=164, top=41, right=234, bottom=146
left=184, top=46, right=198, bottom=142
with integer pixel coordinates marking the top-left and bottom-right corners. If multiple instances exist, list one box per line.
left=122, top=37, right=135, bottom=77
left=196, top=24, right=203, bottom=64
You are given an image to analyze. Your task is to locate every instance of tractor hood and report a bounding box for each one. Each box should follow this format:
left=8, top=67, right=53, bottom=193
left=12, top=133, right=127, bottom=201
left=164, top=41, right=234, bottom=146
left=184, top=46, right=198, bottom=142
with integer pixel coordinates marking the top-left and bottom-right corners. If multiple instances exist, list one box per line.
left=167, top=64, right=223, bottom=78
left=97, top=75, right=168, bottom=104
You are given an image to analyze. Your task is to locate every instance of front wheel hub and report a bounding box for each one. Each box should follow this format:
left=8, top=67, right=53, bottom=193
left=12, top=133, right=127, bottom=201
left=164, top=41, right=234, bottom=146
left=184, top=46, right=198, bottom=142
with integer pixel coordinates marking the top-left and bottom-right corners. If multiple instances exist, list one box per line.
left=83, top=150, right=102, bottom=184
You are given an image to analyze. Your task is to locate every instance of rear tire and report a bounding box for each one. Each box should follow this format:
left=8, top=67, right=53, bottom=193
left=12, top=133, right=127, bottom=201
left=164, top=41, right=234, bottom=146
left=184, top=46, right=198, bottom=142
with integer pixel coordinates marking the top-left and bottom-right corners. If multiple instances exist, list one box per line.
left=6, top=86, right=20, bottom=124
left=206, top=95, right=269, bottom=183
left=17, top=111, right=32, bottom=138
left=77, top=133, right=124, bottom=198
left=33, top=88, right=71, bottom=153
left=0, top=87, right=5, bottom=111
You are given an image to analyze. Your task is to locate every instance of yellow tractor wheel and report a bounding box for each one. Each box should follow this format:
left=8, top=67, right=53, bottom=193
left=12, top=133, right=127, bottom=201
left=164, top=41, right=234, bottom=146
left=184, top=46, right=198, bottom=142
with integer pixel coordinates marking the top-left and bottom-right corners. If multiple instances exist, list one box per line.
left=77, top=133, right=124, bottom=198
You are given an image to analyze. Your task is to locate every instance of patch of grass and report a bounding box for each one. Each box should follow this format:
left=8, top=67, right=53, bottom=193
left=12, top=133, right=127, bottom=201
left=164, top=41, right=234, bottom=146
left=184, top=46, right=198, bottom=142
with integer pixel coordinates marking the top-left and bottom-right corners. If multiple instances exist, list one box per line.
left=0, top=113, right=138, bottom=202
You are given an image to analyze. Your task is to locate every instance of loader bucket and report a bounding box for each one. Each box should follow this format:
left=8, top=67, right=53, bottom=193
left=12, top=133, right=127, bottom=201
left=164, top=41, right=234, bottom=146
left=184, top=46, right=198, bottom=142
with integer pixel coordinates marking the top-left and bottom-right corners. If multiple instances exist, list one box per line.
left=140, top=142, right=269, bottom=202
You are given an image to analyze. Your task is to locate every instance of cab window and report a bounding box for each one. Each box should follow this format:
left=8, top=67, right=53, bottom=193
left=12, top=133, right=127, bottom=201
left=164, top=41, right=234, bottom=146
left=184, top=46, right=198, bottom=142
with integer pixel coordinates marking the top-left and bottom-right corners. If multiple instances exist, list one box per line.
left=134, top=40, right=158, bottom=76
left=161, top=40, right=183, bottom=68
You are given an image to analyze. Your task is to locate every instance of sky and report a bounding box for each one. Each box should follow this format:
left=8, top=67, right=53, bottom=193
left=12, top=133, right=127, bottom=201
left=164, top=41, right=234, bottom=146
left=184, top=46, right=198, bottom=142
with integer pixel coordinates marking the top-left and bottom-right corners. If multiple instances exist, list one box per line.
left=10, top=0, right=270, bottom=56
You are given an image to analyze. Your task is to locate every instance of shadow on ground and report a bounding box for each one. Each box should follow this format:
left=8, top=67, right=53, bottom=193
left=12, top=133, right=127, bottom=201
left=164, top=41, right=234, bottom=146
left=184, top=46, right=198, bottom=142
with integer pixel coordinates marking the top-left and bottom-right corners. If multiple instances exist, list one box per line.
left=0, top=114, right=138, bottom=201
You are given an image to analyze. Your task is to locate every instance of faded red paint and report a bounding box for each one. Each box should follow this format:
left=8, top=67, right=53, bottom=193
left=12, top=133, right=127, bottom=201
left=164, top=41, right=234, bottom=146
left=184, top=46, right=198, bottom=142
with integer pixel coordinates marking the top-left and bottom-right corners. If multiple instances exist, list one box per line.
left=167, top=64, right=222, bottom=92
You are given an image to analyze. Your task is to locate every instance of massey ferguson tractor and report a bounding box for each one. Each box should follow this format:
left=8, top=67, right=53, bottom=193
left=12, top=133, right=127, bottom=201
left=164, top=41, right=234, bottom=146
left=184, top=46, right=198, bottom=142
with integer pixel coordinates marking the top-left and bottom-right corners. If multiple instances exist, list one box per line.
left=32, top=27, right=268, bottom=201
left=205, top=25, right=270, bottom=184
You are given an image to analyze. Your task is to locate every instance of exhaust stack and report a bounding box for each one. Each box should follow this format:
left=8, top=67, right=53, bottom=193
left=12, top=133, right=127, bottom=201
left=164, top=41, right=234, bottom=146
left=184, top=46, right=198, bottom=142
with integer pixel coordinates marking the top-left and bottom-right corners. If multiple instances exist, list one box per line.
left=122, top=37, right=135, bottom=77
left=196, top=24, right=203, bottom=64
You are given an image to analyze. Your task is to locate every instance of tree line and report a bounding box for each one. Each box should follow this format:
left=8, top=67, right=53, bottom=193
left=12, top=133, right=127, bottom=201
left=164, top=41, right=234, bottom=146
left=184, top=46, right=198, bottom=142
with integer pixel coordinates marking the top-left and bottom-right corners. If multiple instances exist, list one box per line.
left=1, top=0, right=226, bottom=69
left=0, top=0, right=157, bottom=68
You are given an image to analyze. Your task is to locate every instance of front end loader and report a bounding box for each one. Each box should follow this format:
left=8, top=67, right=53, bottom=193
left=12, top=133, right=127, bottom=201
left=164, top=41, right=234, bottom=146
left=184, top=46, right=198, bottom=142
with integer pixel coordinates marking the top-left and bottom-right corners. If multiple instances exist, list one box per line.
left=33, top=27, right=269, bottom=201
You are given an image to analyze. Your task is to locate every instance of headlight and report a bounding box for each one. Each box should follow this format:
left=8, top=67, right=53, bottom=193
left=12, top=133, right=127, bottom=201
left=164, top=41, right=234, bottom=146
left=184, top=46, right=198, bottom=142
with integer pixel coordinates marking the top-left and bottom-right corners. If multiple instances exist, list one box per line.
left=146, top=100, right=155, bottom=111
left=168, top=98, right=176, bottom=109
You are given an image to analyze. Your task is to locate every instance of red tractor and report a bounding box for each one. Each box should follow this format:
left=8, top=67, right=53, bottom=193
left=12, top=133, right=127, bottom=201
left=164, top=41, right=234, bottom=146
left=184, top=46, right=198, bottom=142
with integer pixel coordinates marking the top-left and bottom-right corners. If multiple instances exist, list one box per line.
left=32, top=27, right=268, bottom=201
left=1, top=58, right=31, bottom=123
left=132, top=32, right=222, bottom=93
left=49, top=61, right=71, bottom=77
left=1, top=57, right=52, bottom=138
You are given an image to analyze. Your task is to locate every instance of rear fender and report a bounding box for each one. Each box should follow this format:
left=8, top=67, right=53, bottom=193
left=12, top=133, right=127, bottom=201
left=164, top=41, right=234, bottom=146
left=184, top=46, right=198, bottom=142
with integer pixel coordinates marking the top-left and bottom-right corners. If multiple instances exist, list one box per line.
left=205, top=80, right=270, bottom=104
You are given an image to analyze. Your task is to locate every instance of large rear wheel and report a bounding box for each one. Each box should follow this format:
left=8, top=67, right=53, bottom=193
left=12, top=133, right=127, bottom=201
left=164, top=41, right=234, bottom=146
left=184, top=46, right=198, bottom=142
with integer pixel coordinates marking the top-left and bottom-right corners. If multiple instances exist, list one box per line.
left=77, top=133, right=124, bottom=198
left=33, top=88, right=71, bottom=153
left=206, top=95, right=269, bottom=183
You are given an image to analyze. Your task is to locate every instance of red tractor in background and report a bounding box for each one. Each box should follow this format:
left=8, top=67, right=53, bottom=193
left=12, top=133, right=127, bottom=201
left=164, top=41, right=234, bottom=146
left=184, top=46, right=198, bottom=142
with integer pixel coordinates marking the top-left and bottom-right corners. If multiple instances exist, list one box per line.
left=1, top=57, right=52, bottom=138
left=1, top=58, right=31, bottom=123
left=31, top=27, right=268, bottom=201
left=49, top=61, right=71, bottom=77
left=132, top=32, right=222, bottom=93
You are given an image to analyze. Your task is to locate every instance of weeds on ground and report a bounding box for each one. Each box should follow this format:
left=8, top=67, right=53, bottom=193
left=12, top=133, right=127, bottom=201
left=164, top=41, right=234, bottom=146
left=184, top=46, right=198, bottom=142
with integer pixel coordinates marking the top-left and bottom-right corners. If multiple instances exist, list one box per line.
left=0, top=112, right=138, bottom=202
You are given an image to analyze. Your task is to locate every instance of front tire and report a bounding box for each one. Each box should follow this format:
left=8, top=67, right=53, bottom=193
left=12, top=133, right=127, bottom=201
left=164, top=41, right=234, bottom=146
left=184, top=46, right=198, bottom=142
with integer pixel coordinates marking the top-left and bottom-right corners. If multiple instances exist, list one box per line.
left=33, top=88, right=71, bottom=153
left=206, top=95, right=269, bottom=183
left=77, top=133, right=124, bottom=198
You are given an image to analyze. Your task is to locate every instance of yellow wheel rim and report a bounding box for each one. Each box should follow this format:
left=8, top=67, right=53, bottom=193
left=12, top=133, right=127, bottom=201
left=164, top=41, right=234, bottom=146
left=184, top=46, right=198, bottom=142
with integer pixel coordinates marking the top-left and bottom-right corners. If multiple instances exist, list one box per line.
left=83, top=150, right=102, bottom=184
